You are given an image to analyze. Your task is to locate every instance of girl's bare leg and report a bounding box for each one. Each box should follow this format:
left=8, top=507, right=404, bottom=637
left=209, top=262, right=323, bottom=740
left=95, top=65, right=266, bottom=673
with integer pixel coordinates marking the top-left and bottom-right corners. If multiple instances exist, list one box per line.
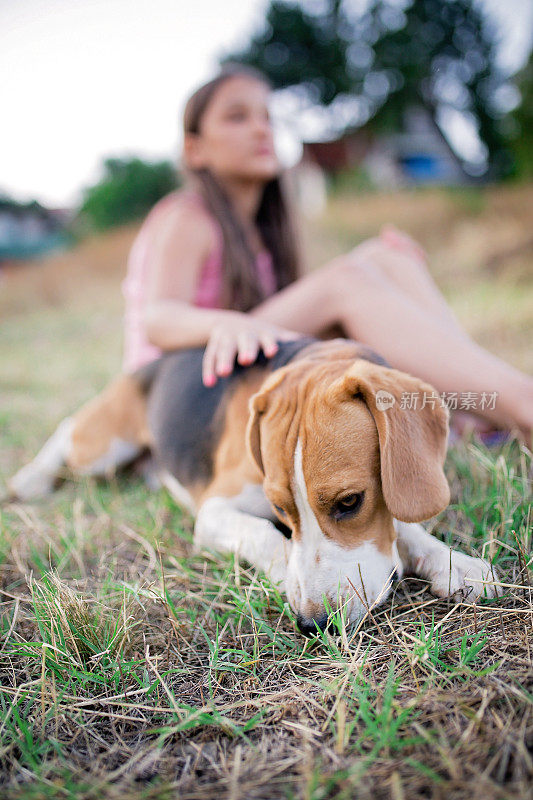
left=251, top=255, right=533, bottom=439
left=356, top=229, right=469, bottom=338
left=348, top=232, right=496, bottom=435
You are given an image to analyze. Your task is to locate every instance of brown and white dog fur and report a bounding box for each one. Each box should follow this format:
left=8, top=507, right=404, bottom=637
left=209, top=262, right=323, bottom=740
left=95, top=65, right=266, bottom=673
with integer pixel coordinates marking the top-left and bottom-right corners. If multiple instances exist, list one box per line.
left=9, top=338, right=497, bottom=633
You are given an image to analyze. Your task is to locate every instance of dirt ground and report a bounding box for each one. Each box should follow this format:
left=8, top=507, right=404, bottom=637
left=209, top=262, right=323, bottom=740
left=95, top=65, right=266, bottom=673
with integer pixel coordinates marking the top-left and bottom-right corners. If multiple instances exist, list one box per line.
left=0, top=184, right=531, bottom=800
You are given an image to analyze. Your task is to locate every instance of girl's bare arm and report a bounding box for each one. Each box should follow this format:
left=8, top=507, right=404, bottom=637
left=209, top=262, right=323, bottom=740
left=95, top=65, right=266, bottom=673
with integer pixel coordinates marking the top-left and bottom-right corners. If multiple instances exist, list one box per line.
left=143, top=202, right=300, bottom=386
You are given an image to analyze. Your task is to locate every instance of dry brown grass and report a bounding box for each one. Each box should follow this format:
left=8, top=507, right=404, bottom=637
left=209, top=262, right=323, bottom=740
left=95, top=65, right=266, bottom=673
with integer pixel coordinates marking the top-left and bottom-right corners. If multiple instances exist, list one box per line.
left=0, top=185, right=531, bottom=799
left=0, top=225, right=137, bottom=317
left=0, top=458, right=531, bottom=800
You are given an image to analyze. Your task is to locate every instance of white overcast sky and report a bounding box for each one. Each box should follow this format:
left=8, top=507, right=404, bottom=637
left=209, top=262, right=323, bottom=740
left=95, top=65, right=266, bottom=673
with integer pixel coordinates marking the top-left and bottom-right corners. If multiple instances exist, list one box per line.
left=2, top=0, right=532, bottom=207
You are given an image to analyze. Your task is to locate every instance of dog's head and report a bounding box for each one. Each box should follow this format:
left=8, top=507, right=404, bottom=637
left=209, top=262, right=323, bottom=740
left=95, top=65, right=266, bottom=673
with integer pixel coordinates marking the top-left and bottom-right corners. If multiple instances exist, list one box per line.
left=247, top=355, right=449, bottom=632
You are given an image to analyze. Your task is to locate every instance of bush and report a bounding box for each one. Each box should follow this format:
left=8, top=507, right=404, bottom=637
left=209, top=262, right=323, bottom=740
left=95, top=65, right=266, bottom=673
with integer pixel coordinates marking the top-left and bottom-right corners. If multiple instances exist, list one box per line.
left=78, top=156, right=180, bottom=231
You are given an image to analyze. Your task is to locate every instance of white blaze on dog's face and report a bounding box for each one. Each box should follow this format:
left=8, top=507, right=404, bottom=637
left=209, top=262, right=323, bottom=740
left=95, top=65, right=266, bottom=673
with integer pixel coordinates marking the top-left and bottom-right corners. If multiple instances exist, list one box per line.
left=264, top=396, right=401, bottom=624
left=247, top=352, right=450, bottom=628
left=288, top=434, right=401, bottom=623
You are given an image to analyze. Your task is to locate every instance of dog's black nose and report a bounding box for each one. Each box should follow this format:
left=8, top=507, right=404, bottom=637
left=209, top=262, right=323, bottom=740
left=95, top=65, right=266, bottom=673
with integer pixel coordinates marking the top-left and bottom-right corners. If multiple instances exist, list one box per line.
left=296, top=612, right=329, bottom=636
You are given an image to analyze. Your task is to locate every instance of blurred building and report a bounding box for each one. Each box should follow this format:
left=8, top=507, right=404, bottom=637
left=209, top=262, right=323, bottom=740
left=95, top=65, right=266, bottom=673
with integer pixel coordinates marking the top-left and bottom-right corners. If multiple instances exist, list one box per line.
left=301, top=106, right=469, bottom=194
left=0, top=198, right=71, bottom=262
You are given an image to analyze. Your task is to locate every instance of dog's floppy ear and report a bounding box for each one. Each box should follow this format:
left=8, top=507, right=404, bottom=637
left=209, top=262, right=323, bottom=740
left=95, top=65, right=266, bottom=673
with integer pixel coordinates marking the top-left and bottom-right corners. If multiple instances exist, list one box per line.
left=246, top=368, right=289, bottom=476
left=330, top=359, right=450, bottom=522
left=247, top=390, right=267, bottom=475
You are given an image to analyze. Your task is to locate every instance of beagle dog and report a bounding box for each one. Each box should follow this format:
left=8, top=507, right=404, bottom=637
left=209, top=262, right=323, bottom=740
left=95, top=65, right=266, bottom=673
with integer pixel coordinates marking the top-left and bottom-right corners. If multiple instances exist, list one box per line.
left=10, top=338, right=497, bottom=634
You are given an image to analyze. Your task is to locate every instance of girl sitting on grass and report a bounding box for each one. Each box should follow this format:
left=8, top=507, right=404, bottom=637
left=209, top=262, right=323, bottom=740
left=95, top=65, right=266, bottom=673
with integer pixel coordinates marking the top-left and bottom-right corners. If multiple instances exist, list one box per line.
left=122, top=65, right=532, bottom=442
left=9, top=65, right=533, bottom=502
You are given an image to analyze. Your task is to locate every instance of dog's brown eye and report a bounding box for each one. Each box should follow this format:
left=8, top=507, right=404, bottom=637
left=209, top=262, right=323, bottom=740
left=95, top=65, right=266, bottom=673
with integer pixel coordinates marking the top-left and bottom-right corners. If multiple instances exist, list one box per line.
left=332, top=492, right=365, bottom=520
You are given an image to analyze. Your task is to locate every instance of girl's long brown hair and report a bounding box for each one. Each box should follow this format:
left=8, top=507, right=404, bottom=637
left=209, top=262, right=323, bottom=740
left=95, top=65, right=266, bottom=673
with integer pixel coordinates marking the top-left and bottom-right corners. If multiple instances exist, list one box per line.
left=182, top=65, right=301, bottom=312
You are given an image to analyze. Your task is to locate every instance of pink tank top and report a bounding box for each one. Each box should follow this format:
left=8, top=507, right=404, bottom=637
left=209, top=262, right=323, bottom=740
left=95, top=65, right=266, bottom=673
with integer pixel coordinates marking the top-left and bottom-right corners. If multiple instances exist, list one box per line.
left=122, top=191, right=278, bottom=373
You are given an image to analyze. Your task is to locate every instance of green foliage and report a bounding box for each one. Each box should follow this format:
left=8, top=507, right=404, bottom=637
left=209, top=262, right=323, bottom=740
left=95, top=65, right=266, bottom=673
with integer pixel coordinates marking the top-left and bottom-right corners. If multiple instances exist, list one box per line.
left=330, top=663, right=421, bottom=757
left=510, top=50, right=533, bottom=179
left=372, top=0, right=510, bottom=175
left=77, top=156, right=179, bottom=231
left=0, top=196, right=49, bottom=216
left=226, top=0, right=354, bottom=106
left=225, top=0, right=517, bottom=176
left=411, top=616, right=496, bottom=680
left=446, top=440, right=531, bottom=559
left=18, top=572, right=143, bottom=685
left=328, top=164, right=376, bottom=195
left=0, top=687, right=63, bottom=775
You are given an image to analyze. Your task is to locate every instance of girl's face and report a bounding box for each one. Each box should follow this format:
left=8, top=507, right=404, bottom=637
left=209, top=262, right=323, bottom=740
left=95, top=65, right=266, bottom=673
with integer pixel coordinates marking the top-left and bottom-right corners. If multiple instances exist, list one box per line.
left=184, top=76, right=280, bottom=183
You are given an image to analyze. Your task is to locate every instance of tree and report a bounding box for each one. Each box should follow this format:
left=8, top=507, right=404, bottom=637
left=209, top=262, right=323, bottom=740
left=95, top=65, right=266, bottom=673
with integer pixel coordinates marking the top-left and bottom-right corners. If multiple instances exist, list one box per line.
left=510, top=50, right=533, bottom=178
left=78, top=157, right=179, bottom=231
left=224, top=0, right=513, bottom=176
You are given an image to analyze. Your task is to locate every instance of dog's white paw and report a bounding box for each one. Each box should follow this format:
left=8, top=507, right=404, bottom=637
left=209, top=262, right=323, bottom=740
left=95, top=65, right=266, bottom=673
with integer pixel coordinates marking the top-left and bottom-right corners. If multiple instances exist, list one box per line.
left=8, top=463, right=56, bottom=501
left=193, top=500, right=225, bottom=553
left=417, top=548, right=499, bottom=602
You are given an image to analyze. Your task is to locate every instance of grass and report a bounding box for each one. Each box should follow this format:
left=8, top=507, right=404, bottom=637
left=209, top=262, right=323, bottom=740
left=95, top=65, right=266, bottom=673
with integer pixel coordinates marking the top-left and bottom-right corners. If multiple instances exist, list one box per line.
left=0, top=185, right=532, bottom=798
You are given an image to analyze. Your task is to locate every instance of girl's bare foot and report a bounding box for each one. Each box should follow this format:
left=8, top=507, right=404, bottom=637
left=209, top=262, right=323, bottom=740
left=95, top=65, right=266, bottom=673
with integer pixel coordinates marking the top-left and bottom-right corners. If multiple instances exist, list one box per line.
left=448, top=409, right=508, bottom=447
left=451, top=410, right=495, bottom=437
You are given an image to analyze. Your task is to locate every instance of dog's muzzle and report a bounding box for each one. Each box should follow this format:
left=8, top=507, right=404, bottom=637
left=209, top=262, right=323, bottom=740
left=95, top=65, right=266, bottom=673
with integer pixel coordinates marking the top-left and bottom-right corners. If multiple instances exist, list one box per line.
left=296, top=612, right=330, bottom=636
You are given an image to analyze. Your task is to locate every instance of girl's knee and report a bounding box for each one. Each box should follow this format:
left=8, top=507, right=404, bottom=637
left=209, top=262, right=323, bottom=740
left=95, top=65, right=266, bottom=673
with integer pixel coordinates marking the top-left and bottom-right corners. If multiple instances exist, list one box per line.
left=322, top=255, right=389, bottom=324
left=328, top=254, right=386, bottom=291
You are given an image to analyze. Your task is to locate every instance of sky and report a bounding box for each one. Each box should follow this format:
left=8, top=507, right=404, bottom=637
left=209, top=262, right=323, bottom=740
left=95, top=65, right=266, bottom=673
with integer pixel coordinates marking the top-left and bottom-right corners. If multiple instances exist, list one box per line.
left=2, top=0, right=532, bottom=208
left=1, top=0, right=270, bottom=206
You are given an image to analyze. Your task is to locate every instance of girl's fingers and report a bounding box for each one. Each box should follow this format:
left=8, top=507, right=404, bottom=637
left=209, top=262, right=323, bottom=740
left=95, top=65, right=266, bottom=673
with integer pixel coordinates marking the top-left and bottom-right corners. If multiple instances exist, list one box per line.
left=203, top=324, right=303, bottom=387
left=259, top=332, right=279, bottom=358
left=214, top=337, right=238, bottom=377
left=237, top=332, right=259, bottom=365
left=202, top=339, right=218, bottom=387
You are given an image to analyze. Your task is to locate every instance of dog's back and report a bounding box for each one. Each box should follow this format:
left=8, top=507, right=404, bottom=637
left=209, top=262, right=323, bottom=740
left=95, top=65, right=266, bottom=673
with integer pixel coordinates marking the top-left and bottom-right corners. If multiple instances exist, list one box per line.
left=139, top=339, right=317, bottom=493
left=8, top=336, right=385, bottom=503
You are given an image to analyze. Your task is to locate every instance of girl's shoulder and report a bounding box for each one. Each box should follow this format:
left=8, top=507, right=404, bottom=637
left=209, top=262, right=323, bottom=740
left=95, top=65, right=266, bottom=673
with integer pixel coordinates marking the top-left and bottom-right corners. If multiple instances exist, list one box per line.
left=146, top=189, right=220, bottom=252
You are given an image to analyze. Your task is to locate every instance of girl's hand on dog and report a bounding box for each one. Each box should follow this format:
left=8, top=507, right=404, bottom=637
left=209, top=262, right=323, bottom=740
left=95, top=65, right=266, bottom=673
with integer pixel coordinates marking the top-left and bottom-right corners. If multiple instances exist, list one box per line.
left=202, top=312, right=301, bottom=387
